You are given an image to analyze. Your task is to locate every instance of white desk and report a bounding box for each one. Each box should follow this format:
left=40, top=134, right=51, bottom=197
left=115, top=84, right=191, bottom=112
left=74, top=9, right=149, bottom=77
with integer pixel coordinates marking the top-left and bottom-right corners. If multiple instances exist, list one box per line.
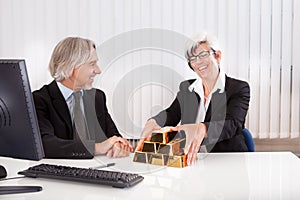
left=1, top=152, right=300, bottom=200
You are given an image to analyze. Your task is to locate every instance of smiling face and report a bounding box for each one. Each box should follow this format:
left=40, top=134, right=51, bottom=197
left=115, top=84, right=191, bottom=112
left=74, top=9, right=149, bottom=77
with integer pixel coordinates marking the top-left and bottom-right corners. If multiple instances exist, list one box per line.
left=189, top=42, right=221, bottom=82
left=68, top=49, right=101, bottom=91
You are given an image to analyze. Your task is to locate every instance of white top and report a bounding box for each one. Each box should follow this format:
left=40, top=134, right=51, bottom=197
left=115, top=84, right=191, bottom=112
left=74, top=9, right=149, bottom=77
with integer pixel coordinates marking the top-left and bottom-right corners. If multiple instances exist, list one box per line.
left=188, top=70, right=226, bottom=123
left=1, top=152, right=300, bottom=199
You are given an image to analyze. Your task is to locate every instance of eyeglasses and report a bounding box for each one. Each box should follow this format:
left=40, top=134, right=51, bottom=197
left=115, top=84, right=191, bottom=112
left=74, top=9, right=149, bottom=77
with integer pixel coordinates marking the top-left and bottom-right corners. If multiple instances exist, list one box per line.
left=188, top=50, right=215, bottom=64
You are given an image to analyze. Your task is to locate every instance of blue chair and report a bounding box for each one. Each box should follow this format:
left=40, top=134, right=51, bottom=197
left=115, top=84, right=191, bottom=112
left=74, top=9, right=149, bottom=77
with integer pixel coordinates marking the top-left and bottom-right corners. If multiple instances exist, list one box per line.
left=242, top=128, right=255, bottom=152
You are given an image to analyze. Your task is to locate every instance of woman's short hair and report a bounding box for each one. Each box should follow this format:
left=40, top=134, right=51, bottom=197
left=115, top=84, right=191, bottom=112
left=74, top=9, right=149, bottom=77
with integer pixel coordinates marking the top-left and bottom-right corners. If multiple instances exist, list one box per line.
left=185, top=32, right=220, bottom=60
left=49, top=37, right=96, bottom=81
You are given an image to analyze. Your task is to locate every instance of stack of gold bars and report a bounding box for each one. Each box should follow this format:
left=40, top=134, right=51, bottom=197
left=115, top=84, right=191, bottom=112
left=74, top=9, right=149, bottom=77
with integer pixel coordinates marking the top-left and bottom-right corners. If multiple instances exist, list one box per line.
left=133, top=127, right=187, bottom=168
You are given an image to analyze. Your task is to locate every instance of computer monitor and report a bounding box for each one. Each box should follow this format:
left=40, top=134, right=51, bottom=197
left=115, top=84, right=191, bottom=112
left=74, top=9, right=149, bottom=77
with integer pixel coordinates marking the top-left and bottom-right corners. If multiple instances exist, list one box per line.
left=0, top=59, right=44, bottom=160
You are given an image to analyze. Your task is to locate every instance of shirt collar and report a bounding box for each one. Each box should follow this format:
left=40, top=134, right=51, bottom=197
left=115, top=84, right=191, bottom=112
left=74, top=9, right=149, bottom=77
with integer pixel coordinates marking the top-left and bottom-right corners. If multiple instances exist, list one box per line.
left=56, top=82, right=74, bottom=101
left=188, top=70, right=226, bottom=94
left=188, top=77, right=204, bottom=95
left=212, top=70, right=226, bottom=93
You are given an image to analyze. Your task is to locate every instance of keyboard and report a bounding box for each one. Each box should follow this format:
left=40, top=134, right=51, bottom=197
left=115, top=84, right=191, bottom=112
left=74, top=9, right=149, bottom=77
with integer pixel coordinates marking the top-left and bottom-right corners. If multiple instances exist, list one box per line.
left=18, top=164, right=144, bottom=188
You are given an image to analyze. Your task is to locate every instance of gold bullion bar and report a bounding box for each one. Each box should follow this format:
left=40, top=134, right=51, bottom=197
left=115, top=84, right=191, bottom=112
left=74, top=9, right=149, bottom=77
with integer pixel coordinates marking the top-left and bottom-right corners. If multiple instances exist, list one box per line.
left=157, top=143, right=170, bottom=154
left=168, top=138, right=186, bottom=156
left=150, top=127, right=176, bottom=143
left=150, top=132, right=169, bottom=143
left=148, top=153, right=165, bottom=166
left=142, top=141, right=159, bottom=153
left=133, top=151, right=148, bottom=163
left=167, top=131, right=178, bottom=142
left=167, top=154, right=187, bottom=168
left=157, top=138, right=185, bottom=156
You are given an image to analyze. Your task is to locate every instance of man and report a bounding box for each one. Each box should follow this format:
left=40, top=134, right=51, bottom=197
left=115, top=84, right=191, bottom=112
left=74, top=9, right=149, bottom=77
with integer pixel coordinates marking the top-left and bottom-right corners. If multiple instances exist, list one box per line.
left=33, top=37, right=132, bottom=159
left=136, top=33, right=250, bottom=165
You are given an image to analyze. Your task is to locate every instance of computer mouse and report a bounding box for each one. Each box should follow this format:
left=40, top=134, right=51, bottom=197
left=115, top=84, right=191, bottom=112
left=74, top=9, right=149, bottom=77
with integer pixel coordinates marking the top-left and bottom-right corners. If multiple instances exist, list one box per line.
left=0, top=165, right=7, bottom=179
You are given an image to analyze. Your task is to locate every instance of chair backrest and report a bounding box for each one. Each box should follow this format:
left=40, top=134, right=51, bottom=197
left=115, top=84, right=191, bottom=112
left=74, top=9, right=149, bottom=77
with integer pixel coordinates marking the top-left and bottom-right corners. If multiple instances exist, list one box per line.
left=242, top=128, right=255, bottom=152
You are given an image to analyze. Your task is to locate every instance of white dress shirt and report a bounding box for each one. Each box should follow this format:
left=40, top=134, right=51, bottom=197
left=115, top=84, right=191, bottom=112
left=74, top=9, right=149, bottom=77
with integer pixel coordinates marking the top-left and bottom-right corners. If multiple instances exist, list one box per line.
left=188, top=70, right=226, bottom=123
left=56, top=82, right=84, bottom=126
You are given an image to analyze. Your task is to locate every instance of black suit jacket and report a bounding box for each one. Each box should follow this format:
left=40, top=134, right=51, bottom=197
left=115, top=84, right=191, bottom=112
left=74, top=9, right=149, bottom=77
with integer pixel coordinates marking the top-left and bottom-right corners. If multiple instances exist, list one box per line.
left=152, top=76, right=250, bottom=152
left=33, top=81, right=121, bottom=158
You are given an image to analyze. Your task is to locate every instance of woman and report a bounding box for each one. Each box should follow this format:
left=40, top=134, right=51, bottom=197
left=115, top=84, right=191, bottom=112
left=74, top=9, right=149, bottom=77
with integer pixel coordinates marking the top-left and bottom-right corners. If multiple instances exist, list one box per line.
left=136, top=33, right=250, bottom=165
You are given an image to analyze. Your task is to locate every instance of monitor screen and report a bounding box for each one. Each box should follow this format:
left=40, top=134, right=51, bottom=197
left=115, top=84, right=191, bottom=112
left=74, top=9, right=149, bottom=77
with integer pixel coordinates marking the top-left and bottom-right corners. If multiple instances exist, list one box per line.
left=0, top=59, right=44, bottom=160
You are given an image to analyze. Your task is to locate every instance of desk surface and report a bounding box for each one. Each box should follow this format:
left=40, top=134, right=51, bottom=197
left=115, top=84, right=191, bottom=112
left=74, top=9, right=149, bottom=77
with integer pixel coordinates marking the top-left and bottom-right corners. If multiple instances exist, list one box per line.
left=1, top=152, right=300, bottom=200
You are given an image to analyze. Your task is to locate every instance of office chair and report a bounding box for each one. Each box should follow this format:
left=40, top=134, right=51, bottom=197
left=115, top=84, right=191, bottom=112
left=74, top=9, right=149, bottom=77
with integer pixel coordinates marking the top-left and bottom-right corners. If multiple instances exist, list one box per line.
left=242, top=128, right=255, bottom=152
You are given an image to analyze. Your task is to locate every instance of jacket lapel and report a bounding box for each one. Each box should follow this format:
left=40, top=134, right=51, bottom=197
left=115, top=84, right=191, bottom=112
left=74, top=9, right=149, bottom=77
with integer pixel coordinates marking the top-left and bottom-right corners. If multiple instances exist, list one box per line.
left=205, top=76, right=230, bottom=121
left=205, top=89, right=227, bottom=122
left=48, top=81, right=73, bottom=136
left=181, top=87, right=200, bottom=124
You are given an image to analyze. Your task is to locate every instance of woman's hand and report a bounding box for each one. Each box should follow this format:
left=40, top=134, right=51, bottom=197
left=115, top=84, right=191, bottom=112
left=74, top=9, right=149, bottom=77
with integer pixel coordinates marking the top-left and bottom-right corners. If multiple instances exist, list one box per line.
left=135, top=119, right=161, bottom=151
left=174, top=123, right=207, bottom=165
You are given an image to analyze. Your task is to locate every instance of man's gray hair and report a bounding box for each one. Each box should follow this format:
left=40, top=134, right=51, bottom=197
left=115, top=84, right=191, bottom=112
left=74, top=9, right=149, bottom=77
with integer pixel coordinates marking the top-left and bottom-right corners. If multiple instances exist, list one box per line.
left=49, top=37, right=96, bottom=81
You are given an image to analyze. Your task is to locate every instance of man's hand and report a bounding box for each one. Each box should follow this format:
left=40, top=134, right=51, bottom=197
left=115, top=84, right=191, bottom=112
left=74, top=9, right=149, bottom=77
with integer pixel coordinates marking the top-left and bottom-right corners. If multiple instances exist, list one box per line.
left=94, top=136, right=133, bottom=157
left=106, top=142, right=132, bottom=158
left=135, top=119, right=161, bottom=151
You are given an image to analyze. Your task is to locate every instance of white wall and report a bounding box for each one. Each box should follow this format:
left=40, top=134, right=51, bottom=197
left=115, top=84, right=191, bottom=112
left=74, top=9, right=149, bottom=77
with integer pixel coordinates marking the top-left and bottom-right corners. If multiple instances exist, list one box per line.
left=0, top=0, right=299, bottom=139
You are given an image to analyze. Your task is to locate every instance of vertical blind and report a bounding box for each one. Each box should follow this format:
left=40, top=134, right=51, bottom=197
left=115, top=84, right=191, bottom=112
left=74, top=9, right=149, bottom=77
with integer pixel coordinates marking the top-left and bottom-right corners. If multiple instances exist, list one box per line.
left=0, top=0, right=299, bottom=139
